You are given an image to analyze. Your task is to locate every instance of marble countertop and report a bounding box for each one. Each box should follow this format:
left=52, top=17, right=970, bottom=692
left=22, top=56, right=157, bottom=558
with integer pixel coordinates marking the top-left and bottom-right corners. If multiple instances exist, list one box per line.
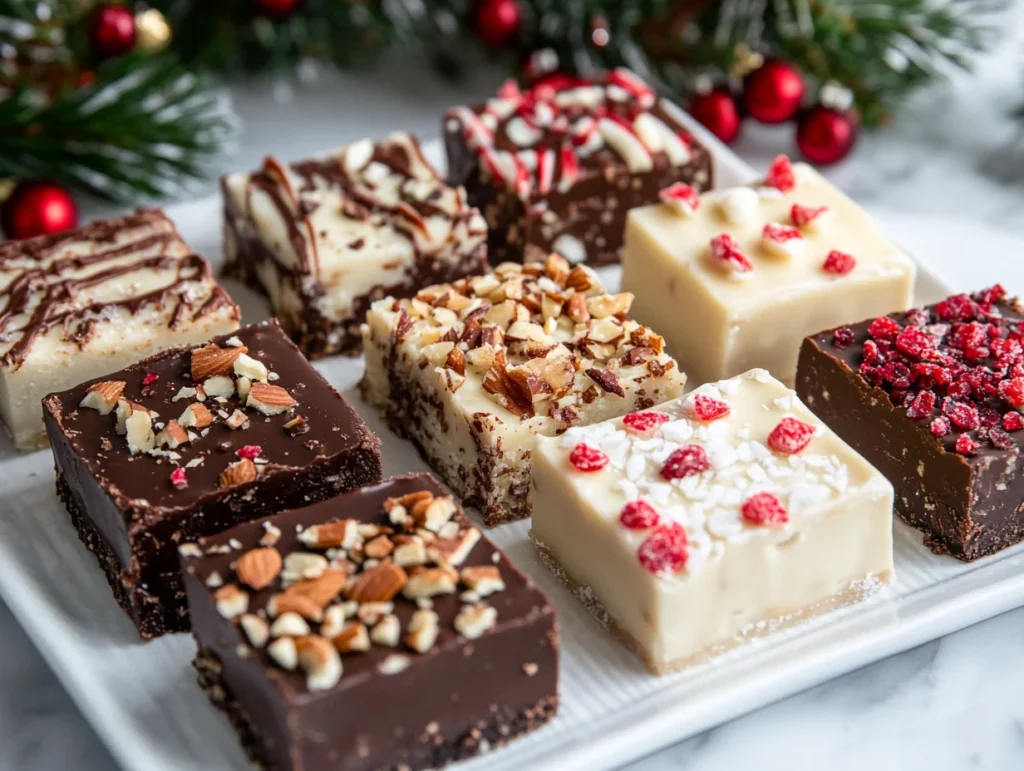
left=7, top=12, right=1024, bottom=771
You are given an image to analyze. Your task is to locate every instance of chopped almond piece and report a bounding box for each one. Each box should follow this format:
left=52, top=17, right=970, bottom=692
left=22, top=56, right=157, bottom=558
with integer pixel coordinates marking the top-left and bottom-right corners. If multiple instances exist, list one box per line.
left=295, top=635, right=342, bottom=691
left=404, top=609, right=439, bottom=653
left=179, top=402, right=214, bottom=429
left=80, top=381, right=125, bottom=414
left=345, top=562, right=408, bottom=603
left=402, top=566, right=458, bottom=600
left=331, top=622, right=371, bottom=654
left=214, top=584, right=249, bottom=619
left=248, top=382, right=296, bottom=415
left=191, top=344, right=246, bottom=380
left=460, top=565, right=505, bottom=597
left=454, top=604, right=498, bottom=639
left=219, top=458, right=257, bottom=488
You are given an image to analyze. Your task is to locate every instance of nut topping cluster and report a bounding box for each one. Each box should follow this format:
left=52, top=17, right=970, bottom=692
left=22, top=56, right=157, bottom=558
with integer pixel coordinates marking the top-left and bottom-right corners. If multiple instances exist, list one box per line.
left=375, top=253, right=675, bottom=425
left=183, top=489, right=504, bottom=692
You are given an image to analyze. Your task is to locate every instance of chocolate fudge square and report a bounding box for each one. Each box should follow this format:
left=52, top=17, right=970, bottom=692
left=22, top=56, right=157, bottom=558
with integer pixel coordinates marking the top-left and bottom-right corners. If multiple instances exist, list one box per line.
left=222, top=133, right=488, bottom=358
left=796, top=285, right=1024, bottom=560
left=43, top=319, right=382, bottom=638
left=444, top=69, right=713, bottom=267
left=182, top=473, right=558, bottom=771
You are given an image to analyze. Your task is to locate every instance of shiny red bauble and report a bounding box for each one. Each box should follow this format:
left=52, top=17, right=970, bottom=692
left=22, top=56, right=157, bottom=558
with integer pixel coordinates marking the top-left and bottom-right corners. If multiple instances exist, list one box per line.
left=89, top=4, right=136, bottom=58
left=473, top=0, right=522, bottom=48
left=744, top=59, right=805, bottom=124
left=796, top=105, right=858, bottom=165
left=689, top=88, right=742, bottom=145
left=2, top=182, right=79, bottom=240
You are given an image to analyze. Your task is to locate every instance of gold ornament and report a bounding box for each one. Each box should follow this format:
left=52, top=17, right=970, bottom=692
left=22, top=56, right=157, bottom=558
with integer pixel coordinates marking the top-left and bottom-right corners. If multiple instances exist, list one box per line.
left=729, top=43, right=764, bottom=80
left=135, top=8, right=172, bottom=54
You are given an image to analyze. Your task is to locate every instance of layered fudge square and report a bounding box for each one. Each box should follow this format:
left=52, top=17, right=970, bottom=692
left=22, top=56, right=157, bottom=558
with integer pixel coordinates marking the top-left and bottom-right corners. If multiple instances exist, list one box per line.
left=43, top=320, right=382, bottom=638
left=182, top=473, right=558, bottom=771
left=0, top=209, right=240, bottom=450
left=622, top=156, right=916, bottom=385
left=797, top=285, right=1024, bottom=561
left=531, top=368, right=894, bottom=674
left=222, top=132, right=489, bottom=358
left=361, top=255, right=686, bottom=525
left=444, top=69, right=713, bottom=267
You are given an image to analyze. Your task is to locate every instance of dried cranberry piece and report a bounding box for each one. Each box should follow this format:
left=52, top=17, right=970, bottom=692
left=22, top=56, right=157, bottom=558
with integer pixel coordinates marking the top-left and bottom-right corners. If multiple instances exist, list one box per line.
left=1003, top=412, right=1024, bottom=432
left=904, top=307, right=931, bottom=327
left=946, top=380, right=971, bottom=399
left=955, top=434, right=979, bottom=455
left=998, top=377, right=1024, bottom=408
left=661, top=445, right=711, bottom=479
left=895, top=326, right=934, bottom=360
left=868, top=316, right=901, bottom=342
left=236, top=445, right=263, bottom=460
left=979, top=406, right=1001, bottom=429
left=935, top=294, right=979, bottom=322
left=170, top=468, right=187, bottom=489
left=620, top=500, right=661, bottom=530
left=622, top=410, right=672, bottom=434
left=741, top=492, right=789, bottom=526
left=767, top=417, right=815, bottom=454
left=988, top=427, right=1014, bottom=449
left=822, top=250, right=856, bottom=276
left=975, top=284, right=1006, bottom=306
left=569, top=443, right=609, bottom=472
left=143, top=373, right=159, bottom=386
left=764, top=154, right=796, bottom=192
left=930, top=417, right=950, bottom=437
left=914, top=363, right=952, bottom=389
left=636, top=521, right=688, bottom=575
left=832, top=327, right=855, bottom=349
left=906, top=391, right=936, bottom=420
left=862, top=339, right=885, bottom=366
left=945, top=400, right=980, bottom=430
left=690, top=394, right=730, bottom=422
left=882, top=361, right=912, bottom=389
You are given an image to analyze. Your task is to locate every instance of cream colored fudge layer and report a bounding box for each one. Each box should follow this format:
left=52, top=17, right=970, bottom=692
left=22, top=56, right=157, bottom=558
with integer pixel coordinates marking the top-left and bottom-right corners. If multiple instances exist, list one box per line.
left=0, top=210, right=240, bottom=450
left=530, top=369, right=894, bottom=673
left=360, top=256, right=686, bottom=525
left=622, top=162, right=915, bottom=385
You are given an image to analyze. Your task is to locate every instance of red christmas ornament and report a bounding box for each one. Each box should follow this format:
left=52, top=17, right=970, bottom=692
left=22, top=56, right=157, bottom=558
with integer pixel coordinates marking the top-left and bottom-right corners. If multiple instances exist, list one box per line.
left=473, top=0, right=522, bottom=48
left=253, top=0, right=301, bottom=18
left=689, top=88, right=741, bottom=145
left=744, top=59, right=805, bottom=124
left=89, top=4, right=136, bottom=58
left=2, top=182, right=79, bottom=240
left=796, top=105, right=858, bottom=165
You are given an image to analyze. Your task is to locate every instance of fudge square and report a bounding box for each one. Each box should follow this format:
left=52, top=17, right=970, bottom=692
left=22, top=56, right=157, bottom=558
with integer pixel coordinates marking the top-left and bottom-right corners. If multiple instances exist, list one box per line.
left=222, top=132, right=488, bottom=359
left=443, top=69, right=713, bottom=267
left=531, top=368, right=894, bottom=674
left=361, top=255, right=686, bottom=525
left=797, top=285, right=1024, bottom=561
left=0, top=209, right=240, bottom=451
left=182, top=473, right=558, bottom=771
left=622, top=156, right=916, bottom=385
left=43, top=319, right=382, bottom=638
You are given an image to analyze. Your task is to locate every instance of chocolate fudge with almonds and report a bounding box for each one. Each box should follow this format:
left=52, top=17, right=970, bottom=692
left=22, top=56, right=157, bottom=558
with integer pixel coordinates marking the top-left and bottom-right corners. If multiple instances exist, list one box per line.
left=182, top=473, right=558, bottom=771
left=43, top=319, right=381, bottom=638
left=360, top=254, right=686, bottom=525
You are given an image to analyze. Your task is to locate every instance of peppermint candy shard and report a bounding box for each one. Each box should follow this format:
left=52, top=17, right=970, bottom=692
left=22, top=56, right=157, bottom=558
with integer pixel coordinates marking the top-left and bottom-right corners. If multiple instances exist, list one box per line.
left=658, top=183, right=700, bottom=216
left=709, top=233, right=754, bottom=275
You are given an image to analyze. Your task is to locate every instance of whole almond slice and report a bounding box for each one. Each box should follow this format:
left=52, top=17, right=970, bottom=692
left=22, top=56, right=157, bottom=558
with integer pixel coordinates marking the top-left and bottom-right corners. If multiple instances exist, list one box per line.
left=80, top=381, right=126, bottom=414
left=191, top=344, right=247, bottom=381
left=220, top=458, right=258, bottom=488
left=247, top=382, right=297, bottom=416
left=235, top=547, right=282, bottom=590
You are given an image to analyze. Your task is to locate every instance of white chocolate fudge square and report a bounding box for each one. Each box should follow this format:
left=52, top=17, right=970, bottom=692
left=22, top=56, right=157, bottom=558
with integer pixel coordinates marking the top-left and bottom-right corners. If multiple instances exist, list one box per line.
left=0, top=209, right=240, bottom=451
left=222, top=132, right=488, bottom=358
left=530, top=368, right=894, bottom=674
left=622, top=157, right=915, bottom=385
left=360, top=256, right=686, bottom=525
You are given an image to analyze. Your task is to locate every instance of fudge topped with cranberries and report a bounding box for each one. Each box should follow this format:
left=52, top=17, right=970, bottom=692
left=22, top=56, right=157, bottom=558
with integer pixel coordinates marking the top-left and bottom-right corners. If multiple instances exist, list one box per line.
left=444, top=69, right=713, bottom=266
left=530, top=368, right=894, bottom=674
left=797, top=285, right=1024, bottom=560
left=361, top=254, right=686, bottom=525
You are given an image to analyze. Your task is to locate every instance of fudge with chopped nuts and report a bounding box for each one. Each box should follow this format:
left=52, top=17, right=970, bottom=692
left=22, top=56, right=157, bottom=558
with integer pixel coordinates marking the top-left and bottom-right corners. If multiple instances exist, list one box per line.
left=181, top=473, right=558, bottom=771
left=444, top=69, right=713, bottom=267
left=360, top=255, right=687, bottom=525
left=42, top=320, right=381, bottom=638
left=222, top=133, right=489, bottom=358
left=0, top=209, right=240, bottom=451
left=621, top=155, right=916, bottom=385
left=531, top=368, right=894, bottom=674
left=797, top=285, right=1024, bottom=560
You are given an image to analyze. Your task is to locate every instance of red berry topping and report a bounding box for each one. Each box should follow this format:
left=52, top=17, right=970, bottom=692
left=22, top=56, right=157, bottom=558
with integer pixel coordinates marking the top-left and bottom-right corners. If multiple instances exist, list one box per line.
left=762, top=222, right=803, bottom=243
left=636, top=521, right=688, bottom=576
left=764, top=154, right=796, bottom=192
left=822, top=250, right=856, bottom=275
left=894, top=325, right=935, bottom=360
left=976, top=284, right=1006, bottom=306
left=832, top=327, right=855, bottom=349
left=766, top=417, right=815, bottom=454
left=496, top=78, right=522, bottom=101
left=1003, top=412, right=1024, bottom=432
left=741, top=492, right=789, bottom=526
left=999, top=378, right=1024, bottom=408
left=236, top=445, right=263, bottom=460
left=620, top=500, right=661, bottom=530
left=934, top=293, right=978, bottom=322
left=659, top=182, right=700, bottom=214
left=930, top=417, right=950, bottom=437
left=170, top=468, right=187, bottom=489
left=142, top=373, right=159, bottom=386
left=690, top=394, right=730, bottom=422
left=868, top=316, right=901, bottom=341
left=906, top=390, right=936, bottom=420
left=791, top=203, right=830, bottom=228
left=709, top=233, right=754, bottom=274
left=946, top=401, right=980, bottom=431
left=988, top=427, right=1014, bottom=450
left=622, top=410, right=671, bottom=434
left=661, top=445, right=711, bottom=479
left=955, top=434, right=979, bottom=455
left=569, top=443, right=609, bottom=472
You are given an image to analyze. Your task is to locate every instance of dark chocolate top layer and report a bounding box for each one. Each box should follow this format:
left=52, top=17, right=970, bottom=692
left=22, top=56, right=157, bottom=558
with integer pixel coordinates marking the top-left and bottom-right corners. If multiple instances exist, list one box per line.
left=43, top=319, right=376, bottom=515
left=811, top=285, right=1024, bottom=458
left=183, top=473, right=555, bottom=701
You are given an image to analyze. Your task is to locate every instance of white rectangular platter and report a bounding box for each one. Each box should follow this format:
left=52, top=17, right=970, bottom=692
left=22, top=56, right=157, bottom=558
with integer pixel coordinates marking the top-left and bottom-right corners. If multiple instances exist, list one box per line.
left=3, top=125, right=1024, bottom=771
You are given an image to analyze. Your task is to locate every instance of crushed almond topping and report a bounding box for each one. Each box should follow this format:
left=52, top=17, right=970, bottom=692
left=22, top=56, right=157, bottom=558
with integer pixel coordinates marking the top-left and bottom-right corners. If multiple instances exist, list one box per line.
left=80, top=381, right=125, bottom=414
left=220, top=458, right=258, bottom=488
left=248, top=382, right=297, bottom=415
left=460, top=565, right=505, bottom=597
left=191, top=344, right=247, bottom=381
left=235, top=547, right=282, bottom=590
left=405, top=609, right=440, bottom=653
left=214, top=584, right=249, bottom=619
left=454, top=603, right=498, bottom=639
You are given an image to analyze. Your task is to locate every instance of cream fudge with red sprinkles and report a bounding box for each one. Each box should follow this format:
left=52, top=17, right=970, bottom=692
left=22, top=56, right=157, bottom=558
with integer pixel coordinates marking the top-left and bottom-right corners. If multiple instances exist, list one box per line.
left=444, top=69, right=713, bottom=267
left=0, top=208, right=240, bottom=451
left=360, top=254, right=686, bottom=525
left=181, top=473, right=558, bottom=771
left=42, top=319, right=381, bottom=638
left=222, top=132, right=488, bottom=359
left=622, top=155, right=916, bottom=385
left=530, top=368, right=894, bottom=674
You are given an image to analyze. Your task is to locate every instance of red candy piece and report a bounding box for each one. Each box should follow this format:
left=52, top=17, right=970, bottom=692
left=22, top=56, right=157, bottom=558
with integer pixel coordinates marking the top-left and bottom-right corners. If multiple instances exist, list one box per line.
left=709, top=233, right=754, bottom=274
left=946, top=401, right=980, bottom=431
left=659, top=182, right=700, bottom=214
left=236, top=445, right=263, bottom=460
left=741, top=492, right=789, bottom=526
left=690, top=394, right=730, bottom=422
left=169, top=468, right=187, bottom=489
left=791, top=203, right=829, bottom=227
left=559, top=144, right=578, bottom=189
left=1003, top=412, right=1024, bottom=432
left=895, top=325, right=935, bottom=359
left=622, top=410, right=671, bottom=434
left=868, top=316, right=901, bottom=341
left=930, top=417, right=950, bottom=437
left=764, top=154, right=796, bottom=192
left=661, top=445, right=711, bottom=479
left=142, top=373, right=159, bottom=386
left=569, top=442, right=609, bottom=472
left=620, top=500, right=661, bottom=530
left=822, top=250, right=856, bottom=275
left=955, top=434, right=979, bottom=456
left=762, top=222, right=803, bottom=243
left=636, top=521, right=688, bottom=576
left=767, top=417, right=815, bottom=454
left=999, top=378, right=1024, bottom=408
left=496, top=78, right=522, bottom=101
left=906, top=390, right=936, bottom=420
